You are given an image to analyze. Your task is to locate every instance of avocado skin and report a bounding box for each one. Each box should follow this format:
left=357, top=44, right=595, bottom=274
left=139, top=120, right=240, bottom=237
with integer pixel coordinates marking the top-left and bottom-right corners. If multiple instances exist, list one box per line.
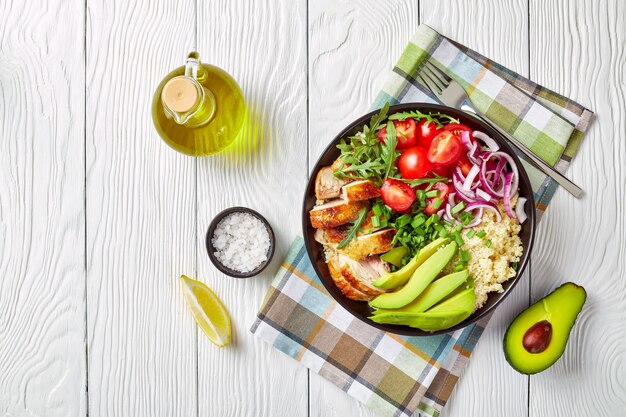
left=503, top=282, right=586, bottom=375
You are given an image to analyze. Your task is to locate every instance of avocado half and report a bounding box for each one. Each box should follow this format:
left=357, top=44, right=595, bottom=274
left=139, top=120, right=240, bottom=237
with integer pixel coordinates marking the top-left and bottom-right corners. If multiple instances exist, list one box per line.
left=503, top=282, right=586, bottom=375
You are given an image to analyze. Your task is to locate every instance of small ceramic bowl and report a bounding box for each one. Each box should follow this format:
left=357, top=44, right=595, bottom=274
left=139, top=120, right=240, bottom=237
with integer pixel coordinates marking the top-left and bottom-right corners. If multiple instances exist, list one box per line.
left=206, top=207, right=276, bottom=278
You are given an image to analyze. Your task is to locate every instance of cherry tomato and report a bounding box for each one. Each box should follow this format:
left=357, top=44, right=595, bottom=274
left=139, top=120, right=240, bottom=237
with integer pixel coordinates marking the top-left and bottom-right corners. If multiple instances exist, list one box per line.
left=457, top=154, right=474, bottom=176
left=427, top=131, right=462, bottom=166
left=424, top=182, right=451, bottom=215
left=416, top=119, right=441, bottom=148
left=380, top=178, right=415, bottom=212
left=377, top=118, right=418, bottom=150
left=432, top=164, right=452, bottom=178
left=443, top=123, right=473, bottom=138
left=398, top=147, right=433, bottom=179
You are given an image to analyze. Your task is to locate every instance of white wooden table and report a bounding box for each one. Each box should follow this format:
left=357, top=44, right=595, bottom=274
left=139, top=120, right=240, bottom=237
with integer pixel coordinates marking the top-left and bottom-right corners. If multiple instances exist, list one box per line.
left=1, top=0, right=625, bottom=416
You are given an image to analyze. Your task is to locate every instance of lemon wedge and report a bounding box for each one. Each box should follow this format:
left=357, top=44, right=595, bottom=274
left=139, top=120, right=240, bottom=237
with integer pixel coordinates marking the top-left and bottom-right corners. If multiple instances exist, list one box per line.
left=180, top=275, right=232, bottom=347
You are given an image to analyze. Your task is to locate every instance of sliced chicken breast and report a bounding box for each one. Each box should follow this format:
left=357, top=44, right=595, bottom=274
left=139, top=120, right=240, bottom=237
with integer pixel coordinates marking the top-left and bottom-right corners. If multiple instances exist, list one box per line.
left=309, top=199, right=368, bottom=229
left=317, top=228, right=396, bottom=260
left=314, top=210, right=384, bottom=245
left=341, top=180, right=380, bottom=202
left=327, top=257, right=374, bottom=301
left=315, top=166, right=350, bottom=200
left=332, top=254, right=389, bottom=297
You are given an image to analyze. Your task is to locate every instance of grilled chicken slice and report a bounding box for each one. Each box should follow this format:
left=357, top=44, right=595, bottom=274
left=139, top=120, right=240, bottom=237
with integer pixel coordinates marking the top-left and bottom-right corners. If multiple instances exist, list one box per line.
left=315, top=228, right=396, bottom=260
left=341, top=180, right=380, bottom=202
left=328, top=254, right=389, bottom=298
left=309, top=199, right=368, bottom=229
left=327, top=257, right=374, bottom=301
left=314, top=211, right=384, bottom=244
left=315, top=166, right=350, bottom=200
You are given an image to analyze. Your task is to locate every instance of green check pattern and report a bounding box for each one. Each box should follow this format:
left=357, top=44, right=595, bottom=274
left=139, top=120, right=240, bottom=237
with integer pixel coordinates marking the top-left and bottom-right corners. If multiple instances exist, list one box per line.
left=251, top=25, right=594, bottom=417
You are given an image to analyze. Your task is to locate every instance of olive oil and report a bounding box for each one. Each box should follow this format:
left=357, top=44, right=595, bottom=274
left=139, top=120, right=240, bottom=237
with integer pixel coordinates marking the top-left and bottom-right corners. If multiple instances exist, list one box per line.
left=152, top=52, right=246, bottom=156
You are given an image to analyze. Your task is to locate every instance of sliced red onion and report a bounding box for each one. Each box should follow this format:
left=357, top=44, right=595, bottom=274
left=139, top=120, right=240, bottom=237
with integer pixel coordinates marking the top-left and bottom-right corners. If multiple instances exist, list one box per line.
left=464, top=208, right=483, bottom=228
left=494, top=157, right=507, bottom=182
left=475, top=188, right=492, bottom=202
left=460, top=131, right=473, bottom=150
left=463, top=165, right=480, bottom=192
left=480, top=160, right=504, bottom=198
left=473, top=130, right=500, bottom=151
left=503, top=172, right=516, bottom=219
left=489, top=151, right=519, bottom=195
left=515, top=197, right=528, bottom=224
left=444, top=204, right=455, bottom=222
left=448, top=193, right=456, bottom=207
left=466, top=201, right=502, bottom=222
left=436, top=209, right=445, bottom=219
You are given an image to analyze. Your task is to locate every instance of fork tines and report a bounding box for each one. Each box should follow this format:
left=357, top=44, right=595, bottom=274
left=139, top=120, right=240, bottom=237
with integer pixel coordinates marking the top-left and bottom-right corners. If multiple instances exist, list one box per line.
left=418, top=61, right=452, bottom=94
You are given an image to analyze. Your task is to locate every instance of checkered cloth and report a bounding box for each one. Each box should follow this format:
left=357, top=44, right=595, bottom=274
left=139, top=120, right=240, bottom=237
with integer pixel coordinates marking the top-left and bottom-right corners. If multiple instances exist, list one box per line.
left=251, top=25, right=593, bottom=417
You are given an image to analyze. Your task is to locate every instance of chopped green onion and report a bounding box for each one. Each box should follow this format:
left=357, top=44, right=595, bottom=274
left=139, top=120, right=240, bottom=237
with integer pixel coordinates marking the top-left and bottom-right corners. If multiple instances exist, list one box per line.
left=460, top=250, right=471, bottom=262
left=416, top=190, right=425, bottom=202
left=485, top=240, right=492, bottom=248
left=432, top=198, right=443, bottom=210
left=372, top=204, right=382, bottom=216
left=453, top=232, right=464, bottom=247
left=425, top=190, right=439, bottom=198
left=380, top=219, right=388, bottom=228
left=466, top=229, right=476, bottom=239
left=477, top=230, right=487, bottom=239
left=411, top=215, right=425, bottom=228
left=439, top=229, right=449, bottom=238
left=453, top=263, right=465, bottom=272
left=454, top=222, right=463, bottom=232
left=451, top=201, right=466, bottom=215
left=371, top=215, right=380, bottom=227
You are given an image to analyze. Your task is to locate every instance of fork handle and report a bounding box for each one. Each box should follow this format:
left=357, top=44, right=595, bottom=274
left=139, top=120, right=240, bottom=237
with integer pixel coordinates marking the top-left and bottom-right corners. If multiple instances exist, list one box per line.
left=461, top=105, right=584, bottom=199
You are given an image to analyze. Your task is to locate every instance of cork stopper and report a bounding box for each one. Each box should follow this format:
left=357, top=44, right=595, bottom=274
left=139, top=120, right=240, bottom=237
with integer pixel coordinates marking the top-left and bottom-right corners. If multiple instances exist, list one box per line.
left=162, top=76, right=199, bottom=113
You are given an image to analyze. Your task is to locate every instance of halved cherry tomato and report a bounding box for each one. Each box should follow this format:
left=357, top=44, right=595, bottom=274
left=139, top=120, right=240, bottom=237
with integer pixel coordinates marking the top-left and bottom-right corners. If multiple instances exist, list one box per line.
left=427, top=131, right=462, bottom=166
left=380, top=178, right=415, bottom=212
left=377, top=118, right=418, bottom=150
left=416, top=119, right=441, bottom=148
left=457, top=154, right=474, bottom=176
left=443, top=123, right=473, bottom=138
left=423, top=182, right=451, bottom=215
left=398, top=147, right=433, bottom=179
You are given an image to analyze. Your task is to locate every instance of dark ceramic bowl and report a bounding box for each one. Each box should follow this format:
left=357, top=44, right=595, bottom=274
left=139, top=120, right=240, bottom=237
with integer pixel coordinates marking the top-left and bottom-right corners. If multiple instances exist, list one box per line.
left=302, top=103, right=536, bottom=336
left=206, top=207, right=276, bottom=278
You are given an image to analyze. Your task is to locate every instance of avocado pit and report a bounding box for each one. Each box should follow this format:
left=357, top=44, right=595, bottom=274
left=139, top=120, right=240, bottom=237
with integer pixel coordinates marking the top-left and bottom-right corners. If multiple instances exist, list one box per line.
left=522, top=320, right=552, bottom=353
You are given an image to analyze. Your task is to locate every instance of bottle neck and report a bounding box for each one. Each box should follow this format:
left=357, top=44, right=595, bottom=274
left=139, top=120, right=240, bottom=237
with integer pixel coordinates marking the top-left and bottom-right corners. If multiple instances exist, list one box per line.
left=161, top=75, right=216, bottom=127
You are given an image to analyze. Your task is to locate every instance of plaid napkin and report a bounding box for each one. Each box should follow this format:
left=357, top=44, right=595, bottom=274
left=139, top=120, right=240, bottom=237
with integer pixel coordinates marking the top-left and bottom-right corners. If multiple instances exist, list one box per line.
left=251, top=25, right=593, bottom=417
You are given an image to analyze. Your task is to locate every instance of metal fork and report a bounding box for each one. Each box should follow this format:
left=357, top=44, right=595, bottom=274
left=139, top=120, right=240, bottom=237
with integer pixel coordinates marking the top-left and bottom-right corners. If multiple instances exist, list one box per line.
left=418, top=61, right=584, bottom=199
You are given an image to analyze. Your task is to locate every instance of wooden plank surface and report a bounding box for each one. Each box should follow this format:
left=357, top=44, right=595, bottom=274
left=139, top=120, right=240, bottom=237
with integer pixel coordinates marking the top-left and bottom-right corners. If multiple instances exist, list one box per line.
left=195, top=1, right=309, bottom=416
left=0, top=0, right=86, bottom=416
left=529, top=0, right=626, bottom=416
left=85, top=1, right=198, bottom=416
left=1, top=0, right=625, bottom=416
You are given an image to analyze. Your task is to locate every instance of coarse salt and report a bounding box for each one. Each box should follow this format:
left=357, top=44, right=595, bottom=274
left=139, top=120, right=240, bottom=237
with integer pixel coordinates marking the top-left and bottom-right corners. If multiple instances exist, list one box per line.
left=212, top=212, right=270, bottom=273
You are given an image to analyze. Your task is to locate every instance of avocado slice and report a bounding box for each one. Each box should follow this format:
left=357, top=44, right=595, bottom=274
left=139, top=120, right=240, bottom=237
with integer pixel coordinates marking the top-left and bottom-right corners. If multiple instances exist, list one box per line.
left=371, top=270, right=469, bottom=315
left=369, top=309, right=471, bottom=332
left=380, top=246, right=408, bottom=268
left=426, top=287, right=476, bottom=314
left=503, top=282, right=586, bottom=375
left=369, top=242, right=457, bottom=309
left=373, top=238, right=448, bottom=290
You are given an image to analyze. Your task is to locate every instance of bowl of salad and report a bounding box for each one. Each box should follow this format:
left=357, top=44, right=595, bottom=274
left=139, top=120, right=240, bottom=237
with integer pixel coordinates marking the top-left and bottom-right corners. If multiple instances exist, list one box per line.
left=302, top=103, right=535, bottom=336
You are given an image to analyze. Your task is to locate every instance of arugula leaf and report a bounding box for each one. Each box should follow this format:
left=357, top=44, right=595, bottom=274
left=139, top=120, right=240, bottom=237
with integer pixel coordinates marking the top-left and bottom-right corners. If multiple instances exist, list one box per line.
left=381, top=121, right=398, bottom=181
left=337, top=208, right=368, bottom=249
left=401, top=175, right=448, bottom=188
